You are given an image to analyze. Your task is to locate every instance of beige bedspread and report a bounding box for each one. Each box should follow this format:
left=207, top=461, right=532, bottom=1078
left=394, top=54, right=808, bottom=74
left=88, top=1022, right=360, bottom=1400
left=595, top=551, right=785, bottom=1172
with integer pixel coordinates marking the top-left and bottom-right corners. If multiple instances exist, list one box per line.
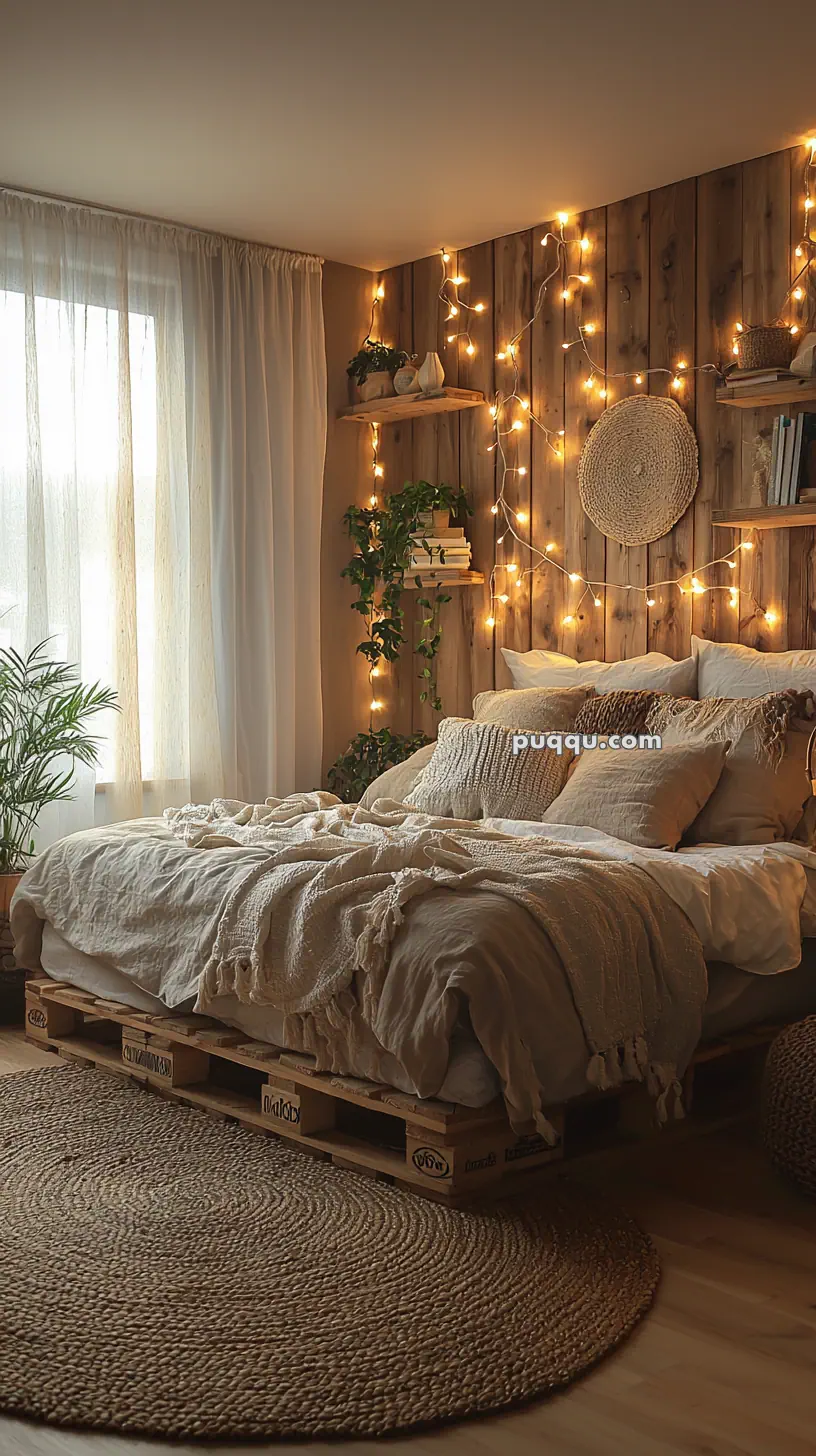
left=12, top=795, right=707, bottom=1137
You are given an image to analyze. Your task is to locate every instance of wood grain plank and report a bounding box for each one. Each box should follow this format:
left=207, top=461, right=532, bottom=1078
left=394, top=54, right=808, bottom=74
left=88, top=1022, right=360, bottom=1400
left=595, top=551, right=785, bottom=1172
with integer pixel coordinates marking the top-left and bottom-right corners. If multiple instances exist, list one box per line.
left=786, top=144, right=816, bottom=650
left=530, top=215, right=566, bottom=651
left=433, top=250, right=472, bottom=721
left=493, top=229, right=533, bottom=686
left=605, top=194, right=650, bottom=660
left=647, top=179, right=696, bottom=658
left=375, top=263, right=415, bottom=735
left=411, top=252, right=447, bottom=735
left=694, top=164, right=743, bottom=645
left=562, top=207, right=607, bottom=661
left=739, top=150, right=791, bottom=649
left=457, top=240, right=496, bottom=704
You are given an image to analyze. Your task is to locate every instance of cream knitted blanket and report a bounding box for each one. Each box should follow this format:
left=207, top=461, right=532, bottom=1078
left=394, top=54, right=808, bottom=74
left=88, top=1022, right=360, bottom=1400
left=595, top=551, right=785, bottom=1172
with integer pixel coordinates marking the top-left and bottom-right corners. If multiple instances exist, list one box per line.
left=165, top=795, right=707, bottom=1136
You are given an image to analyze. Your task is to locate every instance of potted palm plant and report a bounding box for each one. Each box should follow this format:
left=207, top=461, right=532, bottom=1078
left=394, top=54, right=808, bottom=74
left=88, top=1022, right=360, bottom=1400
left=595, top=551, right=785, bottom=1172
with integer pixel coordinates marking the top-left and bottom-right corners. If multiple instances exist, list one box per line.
left=0, top=642, right=116, bottom=1018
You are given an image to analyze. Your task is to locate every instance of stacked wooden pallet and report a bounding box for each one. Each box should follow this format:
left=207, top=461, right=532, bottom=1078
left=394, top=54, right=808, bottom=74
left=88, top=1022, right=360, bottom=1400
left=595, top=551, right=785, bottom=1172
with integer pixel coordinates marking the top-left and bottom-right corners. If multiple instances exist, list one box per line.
left=24, top=979, right=562, bottom=1205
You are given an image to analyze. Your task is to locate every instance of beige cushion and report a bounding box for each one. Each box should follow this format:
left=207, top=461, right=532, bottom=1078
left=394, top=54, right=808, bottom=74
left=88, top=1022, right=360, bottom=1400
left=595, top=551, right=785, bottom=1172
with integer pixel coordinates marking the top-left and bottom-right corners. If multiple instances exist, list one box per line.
left=408, top=717, right=571, bottom=821
left=692, top=635, right=816, bottom=699
left=359, top=742, right=437, bottom=809
left=650, top=698, right=813, bottom=845
left=541, top=740, right=728, bottom=850
left=473, top=685, right=594, bottom=731
left=501, top=646, right=697, bottom=697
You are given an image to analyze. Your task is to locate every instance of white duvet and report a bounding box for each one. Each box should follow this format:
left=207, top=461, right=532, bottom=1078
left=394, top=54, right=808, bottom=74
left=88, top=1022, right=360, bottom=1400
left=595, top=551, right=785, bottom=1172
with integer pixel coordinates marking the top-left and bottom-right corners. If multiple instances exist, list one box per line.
left=485, top=818, right=816, bottom=976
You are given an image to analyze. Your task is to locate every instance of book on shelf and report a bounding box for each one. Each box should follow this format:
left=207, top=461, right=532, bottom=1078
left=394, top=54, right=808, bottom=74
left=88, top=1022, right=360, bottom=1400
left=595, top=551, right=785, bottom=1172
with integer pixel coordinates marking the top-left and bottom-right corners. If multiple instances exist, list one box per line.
left=727, top=368, right=795, bottom=387
left=410, top=525, right=466, bottom=541
left=408, top=565, right=474, bottom=577
left=409, top=555, right=471, bottom=569
left=795, top=413, right=816, bottom=500
left=768, top=410, right=816, bottom=505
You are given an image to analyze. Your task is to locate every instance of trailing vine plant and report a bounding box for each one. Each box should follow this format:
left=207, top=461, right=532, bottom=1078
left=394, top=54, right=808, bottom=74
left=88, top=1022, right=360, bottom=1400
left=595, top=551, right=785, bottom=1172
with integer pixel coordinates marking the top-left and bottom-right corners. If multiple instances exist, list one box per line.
left=328, top=479, right=471, bottom=800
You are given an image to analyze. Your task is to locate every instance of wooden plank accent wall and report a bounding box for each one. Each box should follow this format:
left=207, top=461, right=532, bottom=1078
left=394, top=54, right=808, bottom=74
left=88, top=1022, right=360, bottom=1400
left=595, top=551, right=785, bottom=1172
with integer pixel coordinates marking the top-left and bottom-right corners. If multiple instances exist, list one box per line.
left=363, top=144, right=814, bottom=735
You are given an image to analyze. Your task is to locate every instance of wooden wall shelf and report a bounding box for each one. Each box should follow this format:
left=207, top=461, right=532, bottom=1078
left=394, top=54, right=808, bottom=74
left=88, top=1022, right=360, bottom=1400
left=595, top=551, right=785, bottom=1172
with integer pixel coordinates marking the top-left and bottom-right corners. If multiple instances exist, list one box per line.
left=712, top=505, right=816, bottom=530
left=338, top=388, right=485, bottom=424
left=716, top=379, right=816, bottom=409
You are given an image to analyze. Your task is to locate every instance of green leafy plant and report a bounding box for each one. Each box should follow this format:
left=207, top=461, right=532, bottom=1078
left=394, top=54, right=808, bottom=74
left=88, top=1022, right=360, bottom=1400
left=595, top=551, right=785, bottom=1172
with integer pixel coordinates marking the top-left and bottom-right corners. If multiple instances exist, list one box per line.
left=347, top=340, right=411, bottom=387
left=327, top=727, right=430, bottom=804
left=0, top=642, right=117, bottom=874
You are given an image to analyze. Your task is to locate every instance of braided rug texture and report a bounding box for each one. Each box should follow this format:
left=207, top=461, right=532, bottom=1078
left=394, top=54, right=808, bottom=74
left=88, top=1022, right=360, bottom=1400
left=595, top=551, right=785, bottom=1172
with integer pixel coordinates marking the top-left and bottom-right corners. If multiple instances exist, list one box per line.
left=0, top=1066, right=659, bottom=1440
left=578, top=393, right=699, bottom=546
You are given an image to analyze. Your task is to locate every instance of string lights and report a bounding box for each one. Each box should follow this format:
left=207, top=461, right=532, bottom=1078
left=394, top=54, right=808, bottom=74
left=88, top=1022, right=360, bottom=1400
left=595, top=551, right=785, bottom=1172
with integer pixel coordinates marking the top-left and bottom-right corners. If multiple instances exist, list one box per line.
left=358, top=138, right=815, bottom=718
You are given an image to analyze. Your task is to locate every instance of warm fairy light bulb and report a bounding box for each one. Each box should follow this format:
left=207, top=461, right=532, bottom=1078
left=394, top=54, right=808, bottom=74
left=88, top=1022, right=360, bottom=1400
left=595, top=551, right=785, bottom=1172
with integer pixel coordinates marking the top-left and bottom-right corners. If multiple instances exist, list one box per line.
left=729, top=592, right=738, bottom=608
left=520, top=398, right=530, bottom=410
left=794, top=287, right=804, bottom=301
left=764, top=609, right=779, bottom=626
left=370, top=699, right=382, bottom=711
left=491, top=504, right=499, bottom=514
left=741, top=540, right=754, bottom=550
left=646, top=597, right=656, bottom=607
left=474, top=302, right=486, bottom=312
left=496, top=351, right=507, bottom=361
left=447, top=333, right=456, bottom=343
left=569, top=572, right=581, bottom=583
left=546, top=542, right=556, bottom=552
left=578, top=274, right=591, bottom=284
left=442, top=251, right=450, bottom=262
left=375, top=283, right=385, bottom=300
left=485, top=616, right=495, bottom=629
left=795, top=245, right=804, bottom=258
left=558, top=428, right=565, bottom=436
left=498, top=593, right=509, bottom=604
left=516, top=510, right=528, bottom=524
left=583, top=378, right=593, bottom=390
left=369, top=495, right=378, bottom=507
left=790, top=325, right=800, bottom=335
left=805, top=198, right=813, bottom=211
left=507, top=563, right=518, bottom=574
left=598, top=387, right=608, bottom=399
left=561, top=341, right=570, bottom=350
left=561, top=289, right=570, bottom=301
left=370, top=665, right=380, bottom=677
left=594, top=597, right=603, bottom=607
left=726, top=559, right=736, bottom=569
left=677, top=360, right=688, bottom=370
left=448, top=306, right=459, bottom=317
left=735, top=322, right=744, bottom=333
left=511, top=419, right=524, bottom=431
left=562, top=614, right=575, bottom=625
left=489, top=405, right=497, bottom=417
left=451, top=275, right=465, bottom=286
left=517, top=466, right=528, bottom=476
left=671, top=376, right=682, bottom=390
left=635, top=374, right=643, bottom=384
left=557, top=211, right=569, bottom=225
left=732, top=344, right=739, bottom=356
left=374, top=464, right=384, bottom=478
left=584, top=323, right=596, bottom=334
left=466, top=343, right=476, bottom=355
left=580, top=237, right=590, bottom=252
left=497, top=533, right=505, bottom=543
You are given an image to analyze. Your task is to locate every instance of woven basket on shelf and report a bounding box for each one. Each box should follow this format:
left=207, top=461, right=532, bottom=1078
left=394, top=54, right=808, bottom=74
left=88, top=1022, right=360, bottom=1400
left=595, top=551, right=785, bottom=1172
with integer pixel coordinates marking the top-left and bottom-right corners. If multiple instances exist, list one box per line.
left=736, top=326, right=796, bottom=371
left=760, top=1016, right=816, bottom=1198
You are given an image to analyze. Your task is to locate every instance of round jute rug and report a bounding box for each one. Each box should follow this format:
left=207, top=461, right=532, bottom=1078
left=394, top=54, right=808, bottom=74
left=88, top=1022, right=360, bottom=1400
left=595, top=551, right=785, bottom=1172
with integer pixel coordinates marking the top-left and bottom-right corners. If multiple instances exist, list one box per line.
left=0, top=1066, right=659, bottom=1440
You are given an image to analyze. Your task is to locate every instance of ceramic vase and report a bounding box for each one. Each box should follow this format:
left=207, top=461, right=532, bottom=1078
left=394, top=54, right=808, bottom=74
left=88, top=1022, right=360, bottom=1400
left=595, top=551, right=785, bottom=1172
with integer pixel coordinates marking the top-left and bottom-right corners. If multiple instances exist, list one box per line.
left=359, top=370, right=395, bottom=403
left=417, top=351, right=445, bottom=395
left=393, top=364, right=420, bottom=395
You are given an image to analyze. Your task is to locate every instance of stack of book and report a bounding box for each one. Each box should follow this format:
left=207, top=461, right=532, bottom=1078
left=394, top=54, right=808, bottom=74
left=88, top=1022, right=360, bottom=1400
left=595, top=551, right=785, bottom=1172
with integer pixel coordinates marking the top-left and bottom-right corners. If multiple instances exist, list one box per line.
left=726, top=367, right=795, bottom=393
left=408, top=520, right=472, bottom=576
left=768, top=412, right=816, bottom=505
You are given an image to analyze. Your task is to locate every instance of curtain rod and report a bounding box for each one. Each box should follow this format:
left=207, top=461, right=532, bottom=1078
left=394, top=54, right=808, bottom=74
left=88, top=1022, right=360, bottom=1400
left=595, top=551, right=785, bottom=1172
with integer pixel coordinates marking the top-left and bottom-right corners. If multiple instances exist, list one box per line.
left=0, top=179, right=323, bottom=265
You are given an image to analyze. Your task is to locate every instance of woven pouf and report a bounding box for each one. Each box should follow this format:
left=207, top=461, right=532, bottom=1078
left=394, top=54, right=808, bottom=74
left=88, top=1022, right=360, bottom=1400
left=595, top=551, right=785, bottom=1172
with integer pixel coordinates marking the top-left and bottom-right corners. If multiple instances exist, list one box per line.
left=0, top=1065, right=660, bottom=1441
left=761, top=1016, right=816, bottom=1197
left=578, top=393, right=699, bottom=546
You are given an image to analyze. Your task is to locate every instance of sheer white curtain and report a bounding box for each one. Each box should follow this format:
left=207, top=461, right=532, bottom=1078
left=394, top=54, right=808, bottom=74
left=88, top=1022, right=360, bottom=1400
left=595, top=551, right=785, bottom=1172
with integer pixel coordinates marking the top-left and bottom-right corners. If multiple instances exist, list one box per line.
left=0, top=190, right=326, bottom=833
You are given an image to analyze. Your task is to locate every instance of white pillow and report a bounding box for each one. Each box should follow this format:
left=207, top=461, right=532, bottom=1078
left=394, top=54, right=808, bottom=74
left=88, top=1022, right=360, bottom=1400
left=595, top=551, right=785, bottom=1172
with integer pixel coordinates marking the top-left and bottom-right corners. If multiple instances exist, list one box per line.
left=501, top=647, right=697, bottom=697
left=692, top=636, right=816, bottom=699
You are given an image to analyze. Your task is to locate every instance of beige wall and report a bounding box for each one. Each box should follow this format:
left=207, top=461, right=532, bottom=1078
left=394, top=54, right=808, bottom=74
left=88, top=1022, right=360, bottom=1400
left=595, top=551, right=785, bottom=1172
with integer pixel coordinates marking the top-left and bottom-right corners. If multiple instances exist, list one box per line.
left=320, top=259, right=375, bottom=781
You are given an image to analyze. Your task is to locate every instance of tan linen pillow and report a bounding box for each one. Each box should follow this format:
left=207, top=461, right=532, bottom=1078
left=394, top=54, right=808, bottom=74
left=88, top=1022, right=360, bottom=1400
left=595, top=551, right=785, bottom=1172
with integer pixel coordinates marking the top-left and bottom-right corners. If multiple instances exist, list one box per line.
left=359, top=742, right=437, bottom=809
left=501, top=646, right=698, bottom=696
left=473, top=685, right=595, bottom=731
left=647, top=695, right=813, bottom=845
left=540, top=741, right=728, bottom=850
left=408, top=716, right=571, bottom=820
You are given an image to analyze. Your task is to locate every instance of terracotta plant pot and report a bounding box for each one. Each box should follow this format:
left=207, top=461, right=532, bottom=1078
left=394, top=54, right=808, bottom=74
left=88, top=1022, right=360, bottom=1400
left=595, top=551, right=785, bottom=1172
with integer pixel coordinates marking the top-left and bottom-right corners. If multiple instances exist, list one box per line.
left=359, top=370, right=396, bottom=403
left=0, top=873, right=22, bottom=917
left=432, top=509, right=450, bottom=532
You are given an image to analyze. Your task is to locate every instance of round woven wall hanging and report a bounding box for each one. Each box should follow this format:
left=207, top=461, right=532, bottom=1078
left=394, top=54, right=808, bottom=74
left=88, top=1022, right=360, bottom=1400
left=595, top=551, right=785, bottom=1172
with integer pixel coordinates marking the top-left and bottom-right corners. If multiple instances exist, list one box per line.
left=578, top=393, right=699, bottom=546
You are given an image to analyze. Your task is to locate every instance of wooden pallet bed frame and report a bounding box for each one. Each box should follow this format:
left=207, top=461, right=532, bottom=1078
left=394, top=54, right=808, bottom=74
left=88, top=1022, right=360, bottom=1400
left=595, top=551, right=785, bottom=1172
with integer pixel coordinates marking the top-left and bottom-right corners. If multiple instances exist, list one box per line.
left=24, top=978, right=783, bottom=1206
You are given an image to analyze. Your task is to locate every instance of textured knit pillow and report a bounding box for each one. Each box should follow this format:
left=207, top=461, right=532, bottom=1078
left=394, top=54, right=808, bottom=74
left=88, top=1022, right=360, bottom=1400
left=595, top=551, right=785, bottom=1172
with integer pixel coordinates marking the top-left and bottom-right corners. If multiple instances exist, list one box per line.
left=408, top=717, right=571, bottom=821
left=501, top=646, right=697, bottom=697
left=647, top=691, right=814, bottom=845
left=573, top=689, right=668, bottom=738
left=359, top=742, right=437, bottom=809
left=540, top=741, right=729, bottom=850
left=473, top=684, right=595, bottom=732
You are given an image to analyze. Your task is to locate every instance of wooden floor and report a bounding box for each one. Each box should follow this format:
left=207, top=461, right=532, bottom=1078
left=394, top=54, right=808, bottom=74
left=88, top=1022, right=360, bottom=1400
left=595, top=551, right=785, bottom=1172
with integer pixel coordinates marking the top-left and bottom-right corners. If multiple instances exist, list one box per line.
left=1, top=1030, right=814, bottom=1455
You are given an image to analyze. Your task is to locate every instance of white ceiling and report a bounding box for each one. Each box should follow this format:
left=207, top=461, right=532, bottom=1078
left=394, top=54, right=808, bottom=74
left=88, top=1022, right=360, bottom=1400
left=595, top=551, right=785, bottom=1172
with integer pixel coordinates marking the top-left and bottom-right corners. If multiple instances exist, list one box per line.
left=2, top=0, right=815, bottom=271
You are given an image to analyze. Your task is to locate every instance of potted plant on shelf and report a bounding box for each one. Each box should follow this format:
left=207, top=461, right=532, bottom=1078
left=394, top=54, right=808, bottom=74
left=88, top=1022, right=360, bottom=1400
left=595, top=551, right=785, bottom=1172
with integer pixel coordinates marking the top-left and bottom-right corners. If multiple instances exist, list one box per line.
left=0, top=642, right=117, bottom=1020
left=347, top=341, right=411, bottom=402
